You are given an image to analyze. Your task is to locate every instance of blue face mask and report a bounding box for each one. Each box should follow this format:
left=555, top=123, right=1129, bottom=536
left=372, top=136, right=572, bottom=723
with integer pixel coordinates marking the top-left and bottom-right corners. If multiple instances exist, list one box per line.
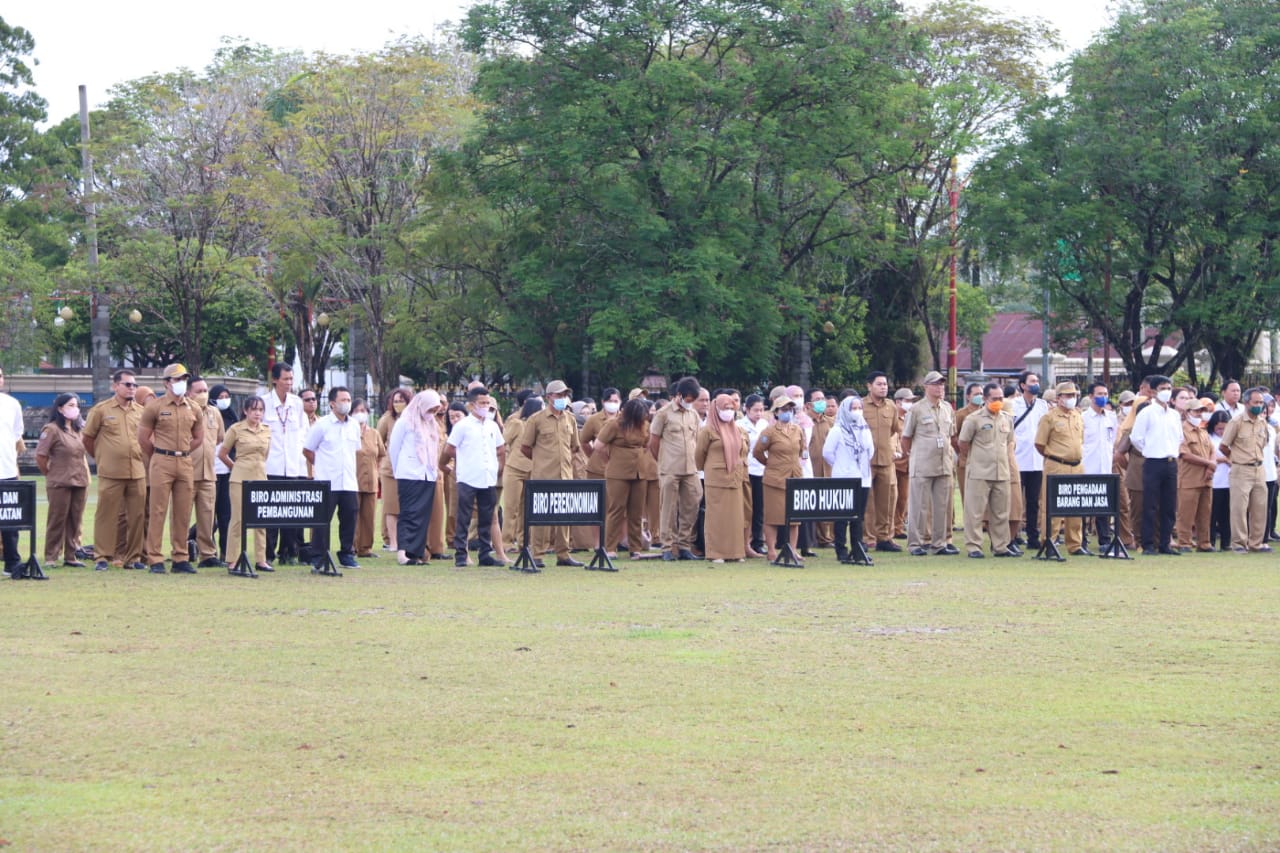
left=970, top=395, right=984, bottom=408
left=1028, top=384, right=1042, bottom=396
left=777, top=411, right=794, bottom=424
left=1094, top=395, right=1108, bottom=408
left=552, top=397, right=568, bottom=412
left=812, top=400, right=827, bottom=415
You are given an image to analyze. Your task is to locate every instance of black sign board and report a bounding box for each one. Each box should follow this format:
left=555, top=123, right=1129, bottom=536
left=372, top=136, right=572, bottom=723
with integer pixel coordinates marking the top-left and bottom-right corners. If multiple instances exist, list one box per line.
left=0, top=481, right=43, bottom=580
left=233, top=479, right=337, bottom=577
left=1039, top=474, right=1128, bottom=561
left=512, top=479, right=613, bottom=573
left=779, top=477, right=871, bottom=567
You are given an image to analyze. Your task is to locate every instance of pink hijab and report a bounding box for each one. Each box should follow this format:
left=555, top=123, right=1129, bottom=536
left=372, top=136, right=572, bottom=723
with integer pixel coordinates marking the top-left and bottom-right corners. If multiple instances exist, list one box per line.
left=402, top=390, right=442, bottom=469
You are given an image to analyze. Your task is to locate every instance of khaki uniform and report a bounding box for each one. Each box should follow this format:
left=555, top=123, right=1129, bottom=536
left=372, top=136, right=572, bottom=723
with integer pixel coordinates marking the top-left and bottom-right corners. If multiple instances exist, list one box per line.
left=903, top=398, right=955, bottom=552
left=953, top=403, right=981, bottom=508
left=649, top=404, right=703, bottom=552
left=37, top=424, right=90, bottom=564
left=355, top=424, right=386, bottom=556
left=521, top=407, right=582, bottom=559
left=1176, top=419, right=1214, bottom=550
left=959, top=406, right=1013, bottom=553
left=597, top=419, right=649, bottom=554
left=376, top=412, right=400, bottom=547
left=83, top=397, right=146, bottom=565
left=191, top=403, right=224, bottom=561
left=140, top=392, right=204, bottom=565
left=224, top=421, right=271, bottom=566
left=1221, top=412, right=1270, bottom=550
left=809, top=415, right=835, bottom=545
left=752, top=422, right=803, bottom=526
left=892, top=414, right=909, bottom=538
left=1034, top=405, right=1085, bottom=552
left=864, top=397, right=901, bottom=544
left=501, top=414, right=532, bottom=552
left=695, top=423, right=749, bottom=560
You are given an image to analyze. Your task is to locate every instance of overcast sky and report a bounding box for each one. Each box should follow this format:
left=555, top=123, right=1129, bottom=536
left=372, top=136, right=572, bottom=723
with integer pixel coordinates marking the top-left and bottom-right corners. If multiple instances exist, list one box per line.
left=17, top=0, right=1116, bottom=127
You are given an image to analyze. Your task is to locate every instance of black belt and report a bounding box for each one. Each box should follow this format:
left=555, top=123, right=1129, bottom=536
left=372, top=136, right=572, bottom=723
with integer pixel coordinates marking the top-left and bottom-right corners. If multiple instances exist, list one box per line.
left=1145, top=456, right=1177, bottom=463
left=1238, top=460, right=1262, bottom=467
left=153, top=448, right=190, bottom=457
left=1045, top=454, right=1080, bottom=466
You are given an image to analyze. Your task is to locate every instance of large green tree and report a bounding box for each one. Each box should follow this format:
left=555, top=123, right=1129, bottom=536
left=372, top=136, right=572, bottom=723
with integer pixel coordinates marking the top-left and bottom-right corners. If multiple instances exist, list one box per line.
left=970, top=0, right=1280, bottom=386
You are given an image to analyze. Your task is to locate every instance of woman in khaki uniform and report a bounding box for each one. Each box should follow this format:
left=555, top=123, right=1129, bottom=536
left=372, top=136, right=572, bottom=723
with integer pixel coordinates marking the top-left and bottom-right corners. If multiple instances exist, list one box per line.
left=377, top=388, right=412, bottom=552
left=1176, top=397, right=1216, bottom=551
left=353, top=399, right=387, bottom=558
left=640, top=402, right=660, bottom=549
left=595, top=398, right=650, bottom=558
left=36, top=394, right=90, bottom=567
left=220, top=397, right=272, bottom=571
left=695, top=393, right=749, bottom=562
left=579, top=388, right=622, bottom=550
left=752, top=397, right=805, bottom=564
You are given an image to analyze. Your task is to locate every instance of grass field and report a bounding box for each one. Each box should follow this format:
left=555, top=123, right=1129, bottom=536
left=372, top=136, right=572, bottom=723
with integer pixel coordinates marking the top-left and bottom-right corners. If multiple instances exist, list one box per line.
left=2, top=484, right=1279, bottom=850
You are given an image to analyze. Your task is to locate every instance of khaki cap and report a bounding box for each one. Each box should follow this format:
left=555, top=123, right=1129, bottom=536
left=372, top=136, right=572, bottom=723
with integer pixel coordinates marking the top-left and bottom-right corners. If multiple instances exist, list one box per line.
left=545, top=379, right=571, bottom=395
left=770, top=396, right=797, bottom=412
left=922, top=370, right=945, bottom=385
left=893, top=388, right=916, bottom=401
left=1117, top=390, right=1136, bottom=404
left=1055, top=381, right=1079, bottom=395
left=1187, top=398, right=1209, bottom=412
left=162, top=363, right=190, bottom=380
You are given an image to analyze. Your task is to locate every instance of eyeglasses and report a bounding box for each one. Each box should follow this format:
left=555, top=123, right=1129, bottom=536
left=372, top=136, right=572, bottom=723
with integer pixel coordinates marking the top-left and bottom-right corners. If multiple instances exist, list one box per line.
left=301, top=397, right=317, bottom=403
left=119, top=382, right=138, bottom=388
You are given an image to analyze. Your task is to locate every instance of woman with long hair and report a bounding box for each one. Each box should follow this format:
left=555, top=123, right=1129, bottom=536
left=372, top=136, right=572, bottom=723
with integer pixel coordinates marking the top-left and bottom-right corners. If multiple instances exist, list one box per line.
left=388, top=390, right=443, bottom=565
left=377, top=387, right=413, bottom=553
left=595, top=397, right=650, bottom=559
left=36, top=393, right=89, bottom=568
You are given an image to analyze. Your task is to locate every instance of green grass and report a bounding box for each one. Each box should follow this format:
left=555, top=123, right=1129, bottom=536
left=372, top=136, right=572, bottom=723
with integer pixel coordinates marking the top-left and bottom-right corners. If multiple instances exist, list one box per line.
left=2, top=482, right=1278, bottom=850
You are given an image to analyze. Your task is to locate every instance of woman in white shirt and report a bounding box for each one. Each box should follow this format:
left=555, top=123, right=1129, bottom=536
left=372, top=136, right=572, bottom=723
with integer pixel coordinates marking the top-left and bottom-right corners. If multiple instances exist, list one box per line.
left=388, top=389, right=443, bottom=565
left=822, top=394, right=875, bottom=563
left=1207, top=410, right=1233, bottom=551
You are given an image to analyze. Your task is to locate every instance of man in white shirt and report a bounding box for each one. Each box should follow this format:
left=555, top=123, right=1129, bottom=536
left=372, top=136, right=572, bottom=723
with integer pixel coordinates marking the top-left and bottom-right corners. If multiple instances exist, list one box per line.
left=261, top=363, right=307, bottom=564
left=1083, top=381, right=1119, bottom=549
left=441, top=386, right=506, bottom=567
left=1129, top=376, right=1186, bottom=554
left=304, top=386, right=362, bottom=569
left=1010, top=371, right=1048, bottom=548
left=1216, top=380, right=1245, bottom=419
left=0, top=368, right=26, bottom=575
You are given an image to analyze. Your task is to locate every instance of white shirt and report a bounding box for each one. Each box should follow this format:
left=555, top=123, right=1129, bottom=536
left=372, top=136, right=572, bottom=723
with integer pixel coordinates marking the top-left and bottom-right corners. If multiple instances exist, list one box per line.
left=1217, top=400, right=1245, bottom=419
left=739, top=417, right=767, bottom=477
left=1211, top=434, right=1231, bottom=488
left=822, top=423, right=875, bottom=482
left=261, top=389, right=307, bottom=477
left=448, top=414, right=504, bottom=489
left=1010, top=395, right=1047, bottom=471
left=1082, top=406, right=1118, bottom=476
left=1266, top=424, right=1278, bottom=482
left=388, top=416, right=438, bottom=482
left=304, top=413, right=361, bottom=492
left=0, top=391, right=22, bottom=478
left=1130, top=402, right=1185, bottom=459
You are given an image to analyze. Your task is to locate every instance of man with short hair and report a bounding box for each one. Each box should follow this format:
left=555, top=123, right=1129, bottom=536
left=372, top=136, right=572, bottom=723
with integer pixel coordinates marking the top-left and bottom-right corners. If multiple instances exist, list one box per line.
left=442, top=385, right=506, bottom=567
left=262, top=363, right=307, bottom=564
left=1010, top=371, right=1048, bottom=549
left=1220, top=386, right=1272, bottom=553
left=186, top=375, right=225, bottom=568
left=902, top=371, right=957, bottom=556
left=1034, top=381, right=1087, bottom=555
left=1217, top=380, right=1244, bottom=419
left=0, top=367, right=26, bottom=576
left=138, top=363, right=205, bottom=574
left=304, top=386, right=362, bottom=569
left=958, top=383, right=1016, bottom=558
left=83, top=370, right=147, bottom=571
left=891, top=387, right=914, bottom=541
left=953, top=382, right=985, bottom=511
left=522, top=379, right=584, bottom=567
left=864, top=372, right=903, bottom=552
left=649, top=376, right=703, bottom=561
left=1129, top=375, right=1185, bottom=555
left=1082, top=381, right=1118, bottom=550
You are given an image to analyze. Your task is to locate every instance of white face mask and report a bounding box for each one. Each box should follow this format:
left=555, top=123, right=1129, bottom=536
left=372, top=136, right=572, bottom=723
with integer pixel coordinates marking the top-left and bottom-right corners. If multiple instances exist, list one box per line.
left=850, top=410, right=865, bottom=424
left=680, top=399, right=694, bottom=411
left=485, top=408, right=496, bottom=420
left=603, top=401, right=620, bottom=414
left=170, top=380, right=187, bottom=397
left=215, top=398, right=231, bottom=411
left=1061, top=397, right=1078, bottom=410
left=334, top=401, right=351, bottom=416
left=717, top=408, right=734, bottom=422
left=1156, top=389, right=1173, bottom=404
left=901, top=402, right=914, bottom=412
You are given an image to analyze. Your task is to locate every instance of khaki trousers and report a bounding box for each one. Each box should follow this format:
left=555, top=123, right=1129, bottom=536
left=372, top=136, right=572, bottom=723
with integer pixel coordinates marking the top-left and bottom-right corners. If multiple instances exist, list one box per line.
left=356, top=491, right=377, bottom=555
left=1127, top=488, right=1144, bottom=550
left=94, top=476, right=146, bottom=564
left=227, top=481, right=267, bottom=566
left=192, top=477, right=216, bottom=560
left=1229, top=464, right=1268, bottom=550
left=503, top=468, right=529, bottom=553
left=964, top=476, right=1010, bottom=554
left=893, top=468, right=909, bottom=536
left=908, top=474, right=952, bottom=551
left=146, top=455, right=194, bottom=564
left=658, top=472, right=702, bottom=551
left=1175, top=486, right=1212, bottom=550
left=45, top=485, right=87, bottom=564
left=644, top=478, right=660, bottom=546
left=1041, top=460, right=1083, bottom=553
left=605, top=477, right=646, bottom=553
left=865, top=464, right=897, bottom=544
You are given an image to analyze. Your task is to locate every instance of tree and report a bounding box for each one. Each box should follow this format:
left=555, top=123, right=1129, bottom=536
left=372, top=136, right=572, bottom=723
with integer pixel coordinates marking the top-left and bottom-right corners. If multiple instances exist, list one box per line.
left=970, top=0, right=1280, bottom=387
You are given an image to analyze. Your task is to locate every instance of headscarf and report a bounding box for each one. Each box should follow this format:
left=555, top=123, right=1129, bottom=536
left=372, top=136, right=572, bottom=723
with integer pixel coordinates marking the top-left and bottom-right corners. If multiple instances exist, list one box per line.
left=402, top=389, right=442, bottom=470
left=210, top=384, right=237, bottom=431
left=836, top=394, right=869, bottom=457
left=711, top=394, right=743, bottom=473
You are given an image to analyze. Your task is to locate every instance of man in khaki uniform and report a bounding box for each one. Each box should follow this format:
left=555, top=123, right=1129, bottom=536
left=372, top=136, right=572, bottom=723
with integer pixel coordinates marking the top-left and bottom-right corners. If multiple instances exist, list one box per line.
left=502, top=391, right=537, bottom=555
left=891, top=388, right=913, bottom=539
left=958, top=382, right=1016, bottom=558
left=864, top=371, right=902, bottom=552
left=1220, top=386, right=1272, bottom=552
left=1034, top=381, right=1087, bottom=555
left=187, top=376, right=225, bottom=568
left=649, top=376, right=703, bottom=561
left=83, top=369, right=147, bottom=571
left=953, top=382, right=984, bottom=511
left=138, top=363, right=205, bottom=574
left=520, top=379, right=583, bottom=567
left=901, top=371, right=957, bottom=556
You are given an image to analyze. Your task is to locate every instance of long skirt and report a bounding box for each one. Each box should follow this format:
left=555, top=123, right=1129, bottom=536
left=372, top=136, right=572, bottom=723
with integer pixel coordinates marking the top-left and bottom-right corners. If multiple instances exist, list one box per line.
left=704, top=483, right=746, bottom=560
left=397, top=478, right=437, bottom=561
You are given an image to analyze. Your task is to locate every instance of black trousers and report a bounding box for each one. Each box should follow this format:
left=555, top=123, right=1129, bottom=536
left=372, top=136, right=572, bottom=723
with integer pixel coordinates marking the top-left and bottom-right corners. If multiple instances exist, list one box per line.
left=454, top=483, right=497, bottom=558
left=1021, top=471, right=1042, bottom=542
left=266, top=474, right=302, bottom=561
left=2, top=476, right=19, bottom=569
left=215, top=473, right=232, bottom=560
left=1141, top=458, right=1178, bottom=550
left=749, top=474, right=765, bottom=549
left=1267, top=480, right=1278, bottom=539
left=832, top=487, right=871, bottom=557
left=314, top=490, right=358, bottom=560
left=1211, top=487, right=1232, bottom=549
left=397, top=478, right=436, bottom=561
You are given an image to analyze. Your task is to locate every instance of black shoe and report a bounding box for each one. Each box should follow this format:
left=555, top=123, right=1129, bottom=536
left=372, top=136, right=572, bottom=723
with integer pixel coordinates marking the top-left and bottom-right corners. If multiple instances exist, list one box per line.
left=338, top=555, right=361, bottom=569
left=149, top=563, right=167, bottom=574
left=934, top=544, right=960, bottom=556
left=1026, top=538, right=1042, bottom=550
left=431, top=553, right=447, bottom=561
left=677, top=549, right=699, bottom=561
left=94, top=560, right=109, bottom=572
left=662, top=550, right=676, bottom=562
left=800, top=549, right=818, bottom=558
left=171, top=561, right=197, bottom=574
left=909, top=547, right=929, bottom=556
left=1012, top=536, right=1026, bottom=546
left=968, top=550, right=985, bottom=559
left=62, top=560, right=86, bottom=568
left=993, top=548, right=1017, bottom=557
left=532, top=559, right=546, bottom=569
left=876, top=541, right=903, bottom=553
left=1006, top=544, right=1023, bottom=556
left=834, top=549, right=849, bottom=562
left=557, top=557, right=585, bottom=567
left=198, top=557, right=226, bottom=568
left=478, top=555, right=502, bottom=567
left=75, top=547, right=94, bottom=560
left=893, top=533, right=908, bottom=540
left=455, top=555, right=469, bottom=567
left=1069, top=547, right=1093, bottom=557
left=1158, top=547, right=1181, bottom=556
left=1143, top=548, right=1159, bottom=556
left=255, top=563, right=275, bottom=572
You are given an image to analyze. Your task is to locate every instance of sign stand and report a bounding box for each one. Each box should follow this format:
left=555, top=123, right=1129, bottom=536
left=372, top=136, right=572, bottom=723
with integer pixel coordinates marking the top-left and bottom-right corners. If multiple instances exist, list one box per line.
left=2, top=482, right=44, bottom=580
left=513, top=480, right=612, bottom=574
left=234, top=479, right=339, bottom=578
left=1040, top=473, right=1129, bottom=561
left=779, top=477, right=871, bottom=568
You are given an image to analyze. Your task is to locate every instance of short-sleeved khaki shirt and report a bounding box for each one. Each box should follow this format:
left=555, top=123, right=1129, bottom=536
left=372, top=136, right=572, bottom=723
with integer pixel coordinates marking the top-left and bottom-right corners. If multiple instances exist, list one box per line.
left=959, top=407, right=1013, bottom=481
left=520, top=408, right=581, bottom=480
left=649, top=404, right=700, bottom=475
left=902, top=399, right=955, bottom=477
left=83, top=397, right=144, bottom=479
left=140, top=392, right=204, bottom=455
